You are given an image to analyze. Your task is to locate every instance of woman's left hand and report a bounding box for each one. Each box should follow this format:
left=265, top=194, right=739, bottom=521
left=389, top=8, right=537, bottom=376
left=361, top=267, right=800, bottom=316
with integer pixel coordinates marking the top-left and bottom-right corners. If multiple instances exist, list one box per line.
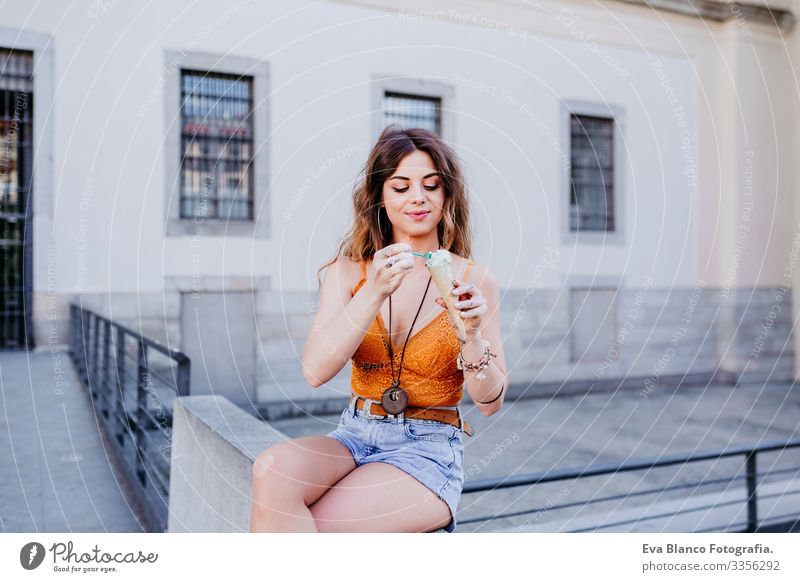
left=435, top=278, right=487, bottom=339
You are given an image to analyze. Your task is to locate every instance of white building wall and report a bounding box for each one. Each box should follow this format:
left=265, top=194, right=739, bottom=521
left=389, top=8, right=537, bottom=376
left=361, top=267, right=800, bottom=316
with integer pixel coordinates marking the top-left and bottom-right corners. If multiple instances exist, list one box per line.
left=0, top=0, right=730, bottom=294
left=1, top=0, right=795, bottom=399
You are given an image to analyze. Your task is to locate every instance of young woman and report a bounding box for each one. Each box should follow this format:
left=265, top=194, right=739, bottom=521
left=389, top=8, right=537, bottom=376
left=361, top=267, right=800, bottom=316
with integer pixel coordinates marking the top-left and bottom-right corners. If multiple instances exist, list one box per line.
left=250, top=124, right=507, bottom=533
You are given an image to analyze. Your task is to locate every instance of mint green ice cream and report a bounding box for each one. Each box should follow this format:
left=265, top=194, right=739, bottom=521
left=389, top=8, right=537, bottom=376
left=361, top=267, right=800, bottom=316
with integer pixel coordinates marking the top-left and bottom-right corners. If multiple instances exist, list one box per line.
left=424, top=249, right=452, bottom=270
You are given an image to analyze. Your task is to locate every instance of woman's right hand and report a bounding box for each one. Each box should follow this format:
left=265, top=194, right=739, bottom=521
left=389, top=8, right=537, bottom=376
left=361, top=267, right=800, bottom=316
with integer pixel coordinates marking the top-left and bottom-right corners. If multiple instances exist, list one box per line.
left=368, top=243, right=414, bottom=300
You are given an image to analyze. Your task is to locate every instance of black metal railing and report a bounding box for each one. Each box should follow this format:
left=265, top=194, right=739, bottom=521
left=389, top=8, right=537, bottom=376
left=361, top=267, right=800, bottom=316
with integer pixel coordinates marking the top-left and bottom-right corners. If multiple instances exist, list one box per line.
left=460, top=438, right=800, bottom=532
left=68, top=302, right=190, bottom=532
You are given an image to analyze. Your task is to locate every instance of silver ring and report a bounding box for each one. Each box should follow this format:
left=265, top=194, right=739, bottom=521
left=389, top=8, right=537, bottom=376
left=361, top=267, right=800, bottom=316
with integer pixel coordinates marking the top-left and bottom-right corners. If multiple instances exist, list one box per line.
left=385, top=256, right=398, bottom=269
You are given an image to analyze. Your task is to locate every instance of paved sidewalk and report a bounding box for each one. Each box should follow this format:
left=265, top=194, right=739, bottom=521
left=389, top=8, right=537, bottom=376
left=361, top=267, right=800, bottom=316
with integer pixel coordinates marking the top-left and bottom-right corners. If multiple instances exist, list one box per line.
left=0, top=349, right=143, bottom=532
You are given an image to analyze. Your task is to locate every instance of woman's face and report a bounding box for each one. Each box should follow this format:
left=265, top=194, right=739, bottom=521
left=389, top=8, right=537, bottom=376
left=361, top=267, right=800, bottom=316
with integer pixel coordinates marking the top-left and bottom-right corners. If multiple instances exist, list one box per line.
left=381, top=149, right=445, bottom=240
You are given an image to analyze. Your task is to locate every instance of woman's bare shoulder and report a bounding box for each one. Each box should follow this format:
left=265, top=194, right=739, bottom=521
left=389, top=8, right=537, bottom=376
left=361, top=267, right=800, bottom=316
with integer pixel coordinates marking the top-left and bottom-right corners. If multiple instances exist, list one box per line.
left=334, top=255, right=362, bottom=267
left=330, top=255, right=366, bottom=291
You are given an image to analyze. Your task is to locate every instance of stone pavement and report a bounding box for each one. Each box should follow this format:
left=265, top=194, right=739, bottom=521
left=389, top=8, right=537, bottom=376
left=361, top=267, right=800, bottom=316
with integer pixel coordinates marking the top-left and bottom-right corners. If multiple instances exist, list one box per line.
left=269, top=382, right=800, bottom=532
left=0, top=349, right=143, bottom=532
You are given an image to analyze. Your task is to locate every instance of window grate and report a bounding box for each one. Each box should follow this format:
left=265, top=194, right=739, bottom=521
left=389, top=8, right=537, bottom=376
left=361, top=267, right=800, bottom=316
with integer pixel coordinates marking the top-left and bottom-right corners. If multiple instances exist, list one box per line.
left=382, top=91, right=441, bottom=134
left=0, top=48, right=34, bottom=349
left=569, top=114, right=615, bottom=233
left=179, top=70, right=254, bottom=220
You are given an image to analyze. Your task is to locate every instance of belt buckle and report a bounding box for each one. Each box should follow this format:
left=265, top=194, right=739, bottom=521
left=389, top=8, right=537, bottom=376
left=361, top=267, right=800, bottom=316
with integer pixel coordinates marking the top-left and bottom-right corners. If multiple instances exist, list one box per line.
left=362, top=398, right=383, bottom=420
left=363, top=398, right=404, bottom=422
left=363, top=398, right=386, bottom=420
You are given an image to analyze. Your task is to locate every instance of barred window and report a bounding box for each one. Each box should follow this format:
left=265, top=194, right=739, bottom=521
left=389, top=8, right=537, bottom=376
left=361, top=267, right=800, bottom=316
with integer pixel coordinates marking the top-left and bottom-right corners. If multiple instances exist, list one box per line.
left=0, top=48, right=34, bottom=349
left=382, top=91, right=441, bottom=135
left=569, top=114, right=615, bottom=232
left=179, top=70, right=254, bottom=220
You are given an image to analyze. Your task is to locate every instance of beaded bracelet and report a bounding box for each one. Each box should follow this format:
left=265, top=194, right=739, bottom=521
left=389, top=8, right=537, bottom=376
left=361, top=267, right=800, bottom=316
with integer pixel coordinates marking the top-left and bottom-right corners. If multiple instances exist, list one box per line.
left=456, top=338, right=498, bottom=380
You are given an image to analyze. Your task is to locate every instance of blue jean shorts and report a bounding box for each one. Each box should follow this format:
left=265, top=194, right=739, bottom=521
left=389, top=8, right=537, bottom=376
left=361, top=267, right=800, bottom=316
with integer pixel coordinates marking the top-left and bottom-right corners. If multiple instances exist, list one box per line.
left=325, top=395, right=466, bottom=533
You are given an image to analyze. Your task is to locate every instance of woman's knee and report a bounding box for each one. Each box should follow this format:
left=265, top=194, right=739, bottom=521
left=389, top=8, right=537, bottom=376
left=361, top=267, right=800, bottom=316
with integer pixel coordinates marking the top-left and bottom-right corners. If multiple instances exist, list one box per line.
left=252, top=442, right=308, bottom=500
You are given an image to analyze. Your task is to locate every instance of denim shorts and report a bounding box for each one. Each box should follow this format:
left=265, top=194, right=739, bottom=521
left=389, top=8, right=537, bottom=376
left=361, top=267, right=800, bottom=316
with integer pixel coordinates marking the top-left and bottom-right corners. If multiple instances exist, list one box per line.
left=325, top=395, right=466, bottom=533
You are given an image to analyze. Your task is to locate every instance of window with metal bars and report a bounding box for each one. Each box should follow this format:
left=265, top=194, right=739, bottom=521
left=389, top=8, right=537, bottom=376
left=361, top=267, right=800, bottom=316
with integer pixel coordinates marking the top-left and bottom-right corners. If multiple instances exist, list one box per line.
left=0, top=48, right=34, bottom=349
left=569, top=114, right=615, bottom=233
left=382, top=91, right=442, bottom=135
left=179, top=69, right=254, bottom=220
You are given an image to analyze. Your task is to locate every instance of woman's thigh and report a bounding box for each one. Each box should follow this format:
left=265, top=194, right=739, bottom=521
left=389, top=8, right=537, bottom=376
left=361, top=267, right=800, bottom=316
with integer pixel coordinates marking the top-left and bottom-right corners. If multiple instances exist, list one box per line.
left=308, top=461, right=452, bottom=533
left=252, top=435, right=357, bottom=507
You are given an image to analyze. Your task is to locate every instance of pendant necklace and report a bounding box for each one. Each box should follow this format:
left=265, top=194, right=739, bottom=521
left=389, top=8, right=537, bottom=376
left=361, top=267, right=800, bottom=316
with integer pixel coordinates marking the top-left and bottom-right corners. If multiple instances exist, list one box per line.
left=380, top=273, right=433, bottom=415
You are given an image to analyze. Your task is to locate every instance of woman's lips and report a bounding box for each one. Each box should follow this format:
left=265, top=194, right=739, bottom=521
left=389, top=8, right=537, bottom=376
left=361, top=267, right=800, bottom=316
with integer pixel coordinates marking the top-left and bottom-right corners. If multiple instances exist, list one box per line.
left=407, top=211, right=430, bottom=221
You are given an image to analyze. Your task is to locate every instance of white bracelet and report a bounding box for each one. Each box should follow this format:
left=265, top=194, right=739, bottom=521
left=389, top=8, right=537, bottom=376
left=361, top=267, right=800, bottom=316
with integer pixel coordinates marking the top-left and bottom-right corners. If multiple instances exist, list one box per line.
left=456, top=339, right=497, bottom=380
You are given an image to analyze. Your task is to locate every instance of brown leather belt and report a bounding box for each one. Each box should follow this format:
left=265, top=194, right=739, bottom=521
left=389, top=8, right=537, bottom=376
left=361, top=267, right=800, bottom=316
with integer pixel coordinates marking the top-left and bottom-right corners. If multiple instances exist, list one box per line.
left=353, top=395, right=473, bottom=437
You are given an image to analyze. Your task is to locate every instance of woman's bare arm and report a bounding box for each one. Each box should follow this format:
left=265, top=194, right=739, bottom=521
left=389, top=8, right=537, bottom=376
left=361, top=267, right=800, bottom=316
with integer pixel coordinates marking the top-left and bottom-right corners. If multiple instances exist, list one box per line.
left=302, top=258, right=384, bottom=388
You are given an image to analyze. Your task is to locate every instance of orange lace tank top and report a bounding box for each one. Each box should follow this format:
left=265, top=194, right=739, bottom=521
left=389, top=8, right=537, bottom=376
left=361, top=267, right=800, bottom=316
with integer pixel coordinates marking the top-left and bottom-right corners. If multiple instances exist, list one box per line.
left=350, top=257, right=475, bottom=407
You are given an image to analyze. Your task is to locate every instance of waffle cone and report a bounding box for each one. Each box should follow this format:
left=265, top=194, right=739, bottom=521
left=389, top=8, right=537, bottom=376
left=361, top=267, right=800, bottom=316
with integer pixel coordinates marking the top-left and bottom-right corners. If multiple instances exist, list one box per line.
left=425, top=252, right=467, bottom=342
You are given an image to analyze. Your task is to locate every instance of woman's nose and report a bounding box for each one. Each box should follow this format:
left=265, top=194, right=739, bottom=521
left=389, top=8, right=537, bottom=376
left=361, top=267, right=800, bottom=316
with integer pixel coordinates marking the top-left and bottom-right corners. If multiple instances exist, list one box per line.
left=410, top=184, right=427, bottom=200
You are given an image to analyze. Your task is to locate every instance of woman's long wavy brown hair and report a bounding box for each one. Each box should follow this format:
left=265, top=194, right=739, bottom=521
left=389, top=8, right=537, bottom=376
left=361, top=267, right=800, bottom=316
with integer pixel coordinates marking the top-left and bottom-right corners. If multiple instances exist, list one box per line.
left=315, top=124, right=473, bottom=290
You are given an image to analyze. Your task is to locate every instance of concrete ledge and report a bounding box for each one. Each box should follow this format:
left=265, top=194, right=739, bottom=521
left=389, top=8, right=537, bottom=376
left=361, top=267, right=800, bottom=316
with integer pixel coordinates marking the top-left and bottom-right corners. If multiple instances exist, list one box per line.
left=167, top=395, right=286, bottom=532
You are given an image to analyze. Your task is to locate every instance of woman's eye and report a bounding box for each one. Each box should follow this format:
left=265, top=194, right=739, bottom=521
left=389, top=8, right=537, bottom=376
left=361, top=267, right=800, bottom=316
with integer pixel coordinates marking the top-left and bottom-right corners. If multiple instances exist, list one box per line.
left=392, top=184, right=439, bottom=193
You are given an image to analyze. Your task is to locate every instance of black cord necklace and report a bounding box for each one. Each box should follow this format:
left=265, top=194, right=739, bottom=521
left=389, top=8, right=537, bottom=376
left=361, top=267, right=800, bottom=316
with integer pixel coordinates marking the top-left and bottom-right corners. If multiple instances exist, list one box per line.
left=380, top=274, right=433, bottom=415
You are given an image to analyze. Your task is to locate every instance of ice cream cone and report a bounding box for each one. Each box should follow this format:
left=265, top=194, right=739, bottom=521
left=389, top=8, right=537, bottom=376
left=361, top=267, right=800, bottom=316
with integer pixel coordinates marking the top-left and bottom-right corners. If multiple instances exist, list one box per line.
left=424, top=249, right=467, bottom=342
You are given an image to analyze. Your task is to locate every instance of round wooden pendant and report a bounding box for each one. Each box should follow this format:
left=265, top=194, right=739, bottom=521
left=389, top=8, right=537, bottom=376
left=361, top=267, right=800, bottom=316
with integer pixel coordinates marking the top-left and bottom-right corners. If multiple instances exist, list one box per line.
left=381, top=386, right=408, bottom=415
